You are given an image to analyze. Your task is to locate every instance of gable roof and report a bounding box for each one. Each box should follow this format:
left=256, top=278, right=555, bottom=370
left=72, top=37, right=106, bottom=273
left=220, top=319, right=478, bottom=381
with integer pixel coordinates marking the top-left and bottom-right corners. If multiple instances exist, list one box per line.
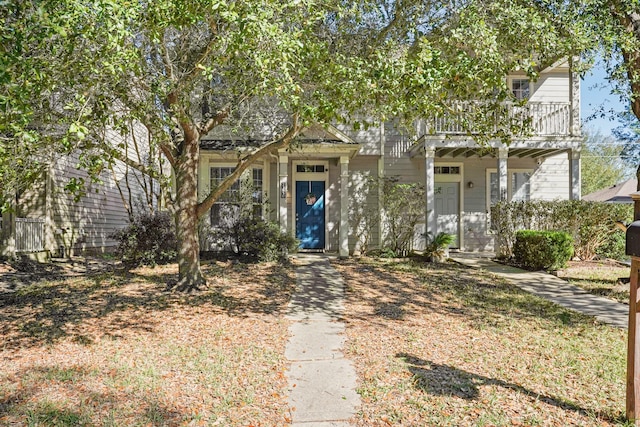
left=200, top=123, right=357, bottom=151
left=582, top=178, right=638, bottom=203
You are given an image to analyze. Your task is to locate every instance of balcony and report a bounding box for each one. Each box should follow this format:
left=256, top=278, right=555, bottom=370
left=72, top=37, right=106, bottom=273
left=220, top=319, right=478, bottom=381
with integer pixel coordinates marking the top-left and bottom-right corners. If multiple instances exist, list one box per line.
left=426, top=101, right=574, bottom=137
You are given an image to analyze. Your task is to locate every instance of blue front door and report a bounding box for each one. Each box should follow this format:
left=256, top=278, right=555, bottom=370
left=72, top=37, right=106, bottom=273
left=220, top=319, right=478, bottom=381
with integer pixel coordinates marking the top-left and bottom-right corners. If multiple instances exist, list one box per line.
left=295, top=181, right=325, bottom=249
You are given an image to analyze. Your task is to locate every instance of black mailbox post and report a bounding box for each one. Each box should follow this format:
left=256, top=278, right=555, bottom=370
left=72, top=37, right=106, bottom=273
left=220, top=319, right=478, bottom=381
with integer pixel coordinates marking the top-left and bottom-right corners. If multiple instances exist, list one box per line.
left=627, top=219, right=640, bottom=424
left=628, top=221, right=640, bottom=258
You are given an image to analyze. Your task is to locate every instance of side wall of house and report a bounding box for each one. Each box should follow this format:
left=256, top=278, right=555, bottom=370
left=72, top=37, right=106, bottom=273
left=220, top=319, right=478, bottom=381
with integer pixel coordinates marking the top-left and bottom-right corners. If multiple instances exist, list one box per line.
left=50, top=124, right=159, bottom=256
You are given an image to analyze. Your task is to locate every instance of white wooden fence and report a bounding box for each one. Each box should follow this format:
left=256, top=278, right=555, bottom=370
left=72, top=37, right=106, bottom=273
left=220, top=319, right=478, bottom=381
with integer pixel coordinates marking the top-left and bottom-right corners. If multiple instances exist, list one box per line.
left=15, top=218, right=45, bottom=253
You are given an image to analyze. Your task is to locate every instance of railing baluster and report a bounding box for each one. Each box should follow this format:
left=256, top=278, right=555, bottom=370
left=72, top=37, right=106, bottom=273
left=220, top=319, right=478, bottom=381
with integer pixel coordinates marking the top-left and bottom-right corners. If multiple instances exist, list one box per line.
left=427, top=101, right=570, bottom=136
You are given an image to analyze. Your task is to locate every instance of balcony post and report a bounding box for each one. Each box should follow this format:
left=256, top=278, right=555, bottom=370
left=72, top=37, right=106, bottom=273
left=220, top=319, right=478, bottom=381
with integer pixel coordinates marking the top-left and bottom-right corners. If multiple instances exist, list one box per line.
left=569, top=57, right=581, bottom=136
left=339, top=155, right=350, bottom=258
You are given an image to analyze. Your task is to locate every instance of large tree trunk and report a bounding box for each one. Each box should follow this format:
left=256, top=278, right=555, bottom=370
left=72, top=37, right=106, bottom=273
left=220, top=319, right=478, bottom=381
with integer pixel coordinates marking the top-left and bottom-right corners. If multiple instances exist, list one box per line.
left=174, top=135, right=206, bottom=291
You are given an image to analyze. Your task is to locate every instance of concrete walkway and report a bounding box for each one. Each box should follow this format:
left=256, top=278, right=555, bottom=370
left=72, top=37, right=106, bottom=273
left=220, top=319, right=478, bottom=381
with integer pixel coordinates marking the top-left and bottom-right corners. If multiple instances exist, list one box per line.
left=285, top=255, right=360, bottom=426
left=450, top=254, right=629, bottom=329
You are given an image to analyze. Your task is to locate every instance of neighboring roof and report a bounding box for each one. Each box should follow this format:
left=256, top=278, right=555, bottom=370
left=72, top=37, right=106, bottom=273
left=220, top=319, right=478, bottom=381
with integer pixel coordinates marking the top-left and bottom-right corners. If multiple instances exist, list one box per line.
left=582, top=178, right=638, bottom=203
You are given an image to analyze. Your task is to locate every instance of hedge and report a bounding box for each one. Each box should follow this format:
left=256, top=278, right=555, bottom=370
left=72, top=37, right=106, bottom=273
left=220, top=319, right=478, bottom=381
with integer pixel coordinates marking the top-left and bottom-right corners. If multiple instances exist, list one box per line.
left=513, top=230, right=573, bottom=271
left=491, top=200, right=632, bottom=260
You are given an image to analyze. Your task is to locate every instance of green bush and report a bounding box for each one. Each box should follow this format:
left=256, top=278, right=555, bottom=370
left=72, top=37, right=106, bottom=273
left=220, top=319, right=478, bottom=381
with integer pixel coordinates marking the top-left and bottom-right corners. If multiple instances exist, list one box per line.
left=110, top=211, right=177, bottom=267
left=491, top=200, right=632, bottom=260
left=596, top=230, right=627, bottom=261
left=513, top=230, right=574, bottom=271
left=210, top=215, right=298, bottom=262
left=381, top=177, right=425, bottom=255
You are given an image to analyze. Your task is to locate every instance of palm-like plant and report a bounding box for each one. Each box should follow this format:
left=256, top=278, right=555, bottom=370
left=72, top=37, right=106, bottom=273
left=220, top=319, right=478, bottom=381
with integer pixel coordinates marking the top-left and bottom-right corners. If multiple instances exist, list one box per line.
left=425, top=232, right=455, bottom=262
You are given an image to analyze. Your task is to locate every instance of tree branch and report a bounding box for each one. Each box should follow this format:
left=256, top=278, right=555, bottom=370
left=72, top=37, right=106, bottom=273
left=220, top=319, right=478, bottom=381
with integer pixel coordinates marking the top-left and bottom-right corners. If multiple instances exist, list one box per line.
left=196, top=114, right=303, bottom=218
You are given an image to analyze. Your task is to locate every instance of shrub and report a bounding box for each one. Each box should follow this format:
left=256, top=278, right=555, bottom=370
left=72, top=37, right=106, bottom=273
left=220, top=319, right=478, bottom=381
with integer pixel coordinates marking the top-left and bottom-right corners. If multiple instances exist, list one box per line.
left=425, top=232, right=454, bottom=262
left=381, top=177, right=425, bottom=255
left=110, top=211, right=177, bottom=267
left=596, top=230, right=627, bottom=261
left=491, top=200, right=632, bottom=260
left=513, top=230, right=573, bottom=271
left=209, top=215, right=298, bottom=262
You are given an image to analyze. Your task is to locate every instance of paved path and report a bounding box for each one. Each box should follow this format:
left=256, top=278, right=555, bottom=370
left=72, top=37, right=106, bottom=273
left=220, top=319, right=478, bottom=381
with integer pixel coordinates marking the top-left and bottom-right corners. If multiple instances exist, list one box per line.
left=285, top=255, right=360, bottom=427
left=450, top=255, right=629, bottom=329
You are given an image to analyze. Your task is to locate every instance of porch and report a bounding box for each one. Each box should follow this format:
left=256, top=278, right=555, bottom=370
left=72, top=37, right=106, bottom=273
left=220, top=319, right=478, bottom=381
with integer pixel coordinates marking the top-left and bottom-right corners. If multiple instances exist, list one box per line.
left=410, top=136, right=582, bottom=251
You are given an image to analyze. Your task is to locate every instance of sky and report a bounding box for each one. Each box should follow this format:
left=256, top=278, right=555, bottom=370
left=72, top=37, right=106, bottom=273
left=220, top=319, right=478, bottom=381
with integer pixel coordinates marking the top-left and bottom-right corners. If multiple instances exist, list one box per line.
left=580, top=61, right=626, bottom=137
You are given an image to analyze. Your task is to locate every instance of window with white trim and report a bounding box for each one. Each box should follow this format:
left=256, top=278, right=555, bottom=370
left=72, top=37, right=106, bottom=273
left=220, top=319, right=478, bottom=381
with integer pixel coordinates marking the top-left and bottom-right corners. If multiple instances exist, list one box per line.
left=510, top=78, right=530, bottom=100
left=210, top=166, right=264, bottom=226
left=487, top=169, right=532, bottom=232
left=210, top=166, right=240, bottom=226
left=487, top=169, right=533, bottom=207
left=251, top=167, right=263, bottom=218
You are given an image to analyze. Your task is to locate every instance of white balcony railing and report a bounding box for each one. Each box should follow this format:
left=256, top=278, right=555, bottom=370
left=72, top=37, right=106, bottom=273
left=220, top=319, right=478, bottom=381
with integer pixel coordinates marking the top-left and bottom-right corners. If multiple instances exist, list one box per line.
left=428, top=101, right=572, bottom=137
left=16, top=217, right=45, bottom=253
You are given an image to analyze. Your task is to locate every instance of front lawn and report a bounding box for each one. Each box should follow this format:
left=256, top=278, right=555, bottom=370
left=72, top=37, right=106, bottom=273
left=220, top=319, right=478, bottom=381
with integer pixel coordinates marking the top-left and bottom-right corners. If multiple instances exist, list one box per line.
left=0, top=261, right=296, bottom=426
left=557, top=260, right=630, bottom=304
left=0, top=256, right=629, bottom=426
left=334, top=258, right=627, bottom=427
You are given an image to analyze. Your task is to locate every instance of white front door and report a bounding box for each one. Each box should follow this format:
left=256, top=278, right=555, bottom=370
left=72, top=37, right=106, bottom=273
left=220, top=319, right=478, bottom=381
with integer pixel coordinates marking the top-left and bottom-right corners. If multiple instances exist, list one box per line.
left=435, top=182, right=459, bottom=247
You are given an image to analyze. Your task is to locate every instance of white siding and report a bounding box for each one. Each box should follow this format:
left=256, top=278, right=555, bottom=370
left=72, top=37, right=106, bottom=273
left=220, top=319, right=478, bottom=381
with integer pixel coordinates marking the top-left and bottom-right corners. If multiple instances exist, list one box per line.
left=531, top=72, right=570, bottom=103
left=530, top=152, right=570, bottom=200
left=334, top=123, right=381, bottom=155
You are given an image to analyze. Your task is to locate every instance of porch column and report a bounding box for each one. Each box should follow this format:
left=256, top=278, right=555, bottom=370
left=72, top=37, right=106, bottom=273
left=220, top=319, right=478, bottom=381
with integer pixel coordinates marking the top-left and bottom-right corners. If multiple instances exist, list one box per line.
left=339, top=155, right=350, bottom=258
left=425, top=145, right=436, bottom=239
left=498, top=147, right=509, bottom=201
left=278, top=155, right=288, bottom=232
left=569, top=149, right=581, bottom=200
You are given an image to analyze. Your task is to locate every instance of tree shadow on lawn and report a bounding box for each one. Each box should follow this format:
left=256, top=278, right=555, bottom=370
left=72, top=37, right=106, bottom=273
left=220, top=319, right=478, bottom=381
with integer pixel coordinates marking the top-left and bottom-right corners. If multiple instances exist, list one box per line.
left=396, top=352, right=619, bottom=422
left=0, top=365, right=184, bottom=426
left=0, top=260, right=296, bottom=350
left=335, top=259, right=599, bottom=329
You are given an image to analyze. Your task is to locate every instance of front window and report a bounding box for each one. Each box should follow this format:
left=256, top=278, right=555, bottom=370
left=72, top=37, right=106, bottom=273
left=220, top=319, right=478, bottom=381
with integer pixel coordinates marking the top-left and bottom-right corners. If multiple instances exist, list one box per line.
left=210, top=166, right=240, bottom=226
left=487, top=169, right=532, bottom=206
left=511, top=172, right=531, bottom=202
left=252, top=168, right=263, bottom=218
left=210, top=166, right=264, bottom=226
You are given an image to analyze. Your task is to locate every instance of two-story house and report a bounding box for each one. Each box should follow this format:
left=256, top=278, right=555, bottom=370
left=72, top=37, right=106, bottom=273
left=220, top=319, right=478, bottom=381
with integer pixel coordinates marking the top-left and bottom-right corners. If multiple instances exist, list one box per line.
left=199, top=60, right=581, bottom=256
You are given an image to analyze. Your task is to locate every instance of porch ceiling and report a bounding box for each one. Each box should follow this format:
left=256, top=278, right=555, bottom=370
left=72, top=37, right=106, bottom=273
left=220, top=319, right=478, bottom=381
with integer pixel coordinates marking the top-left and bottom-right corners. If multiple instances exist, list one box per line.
left=411, top=135, right=581, bottom=159
left=434, top=146, right=570, bottom=159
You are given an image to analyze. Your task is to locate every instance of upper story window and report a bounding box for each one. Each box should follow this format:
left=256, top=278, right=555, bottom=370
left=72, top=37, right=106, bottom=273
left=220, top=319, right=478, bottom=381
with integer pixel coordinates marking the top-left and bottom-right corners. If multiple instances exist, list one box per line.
left=510, top=78, right=530, bottom=100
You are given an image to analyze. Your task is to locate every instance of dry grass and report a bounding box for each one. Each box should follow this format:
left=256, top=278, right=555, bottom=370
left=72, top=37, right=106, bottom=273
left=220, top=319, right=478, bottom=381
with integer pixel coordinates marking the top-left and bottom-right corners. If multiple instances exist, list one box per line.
left=0, top=256, right=631, bottom=427
left=333, top=258, right=628, bottom=427
left=0, top=260, right=296, bottom=426
left=557, top=260, right=630, bottom=304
